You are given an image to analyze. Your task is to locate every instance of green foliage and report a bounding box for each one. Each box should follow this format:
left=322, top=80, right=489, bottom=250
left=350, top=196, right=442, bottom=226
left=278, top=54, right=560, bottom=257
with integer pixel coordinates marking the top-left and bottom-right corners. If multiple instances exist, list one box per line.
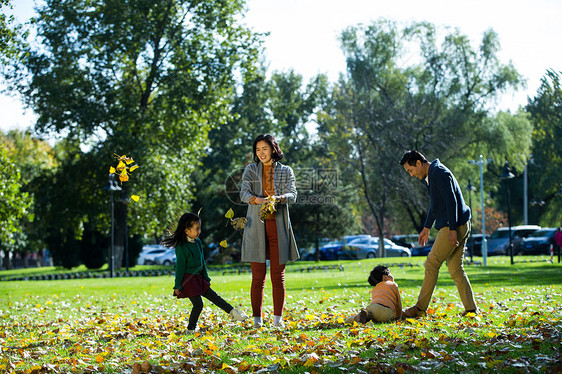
left=526, top=69, right=562, bottom=225
left=9, top=0, right=262, bottom=264
left=0, top=143, right=32, bottom=253
left=191, top=67, right=356, bottom=260
left=0, top=0, right=26, bottom=66
left=79, top=227, right=109, bottom=270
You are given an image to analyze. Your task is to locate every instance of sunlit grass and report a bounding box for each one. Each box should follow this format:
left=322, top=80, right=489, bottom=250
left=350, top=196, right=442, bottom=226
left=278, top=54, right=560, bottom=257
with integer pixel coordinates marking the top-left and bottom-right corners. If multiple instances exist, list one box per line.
left=0, top=256, right=560, bottom=373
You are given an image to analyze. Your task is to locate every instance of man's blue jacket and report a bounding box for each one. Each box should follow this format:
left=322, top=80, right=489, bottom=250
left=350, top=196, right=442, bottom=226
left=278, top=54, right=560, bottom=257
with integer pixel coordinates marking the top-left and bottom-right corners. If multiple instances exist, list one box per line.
left=424, top=159, right=471, bottom=231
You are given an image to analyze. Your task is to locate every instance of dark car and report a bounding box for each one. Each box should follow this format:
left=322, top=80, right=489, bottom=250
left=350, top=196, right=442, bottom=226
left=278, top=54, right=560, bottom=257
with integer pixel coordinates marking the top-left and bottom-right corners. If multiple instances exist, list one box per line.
left=390, top=234, right=419, bottom=249
left=485, top=225, right=540, bottom=256
left=410, top=240, right=434, bottom=256
left=466, top=234, right=490, bottom=256
left=316, top=235, right=371, bottom=260
left=518, top=228, right=557, bottom=255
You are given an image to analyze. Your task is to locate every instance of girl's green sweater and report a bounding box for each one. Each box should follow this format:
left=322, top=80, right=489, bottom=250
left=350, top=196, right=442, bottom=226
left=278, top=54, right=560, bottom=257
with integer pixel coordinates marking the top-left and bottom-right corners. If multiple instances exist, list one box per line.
left=174, top=239, right=210, bottom=290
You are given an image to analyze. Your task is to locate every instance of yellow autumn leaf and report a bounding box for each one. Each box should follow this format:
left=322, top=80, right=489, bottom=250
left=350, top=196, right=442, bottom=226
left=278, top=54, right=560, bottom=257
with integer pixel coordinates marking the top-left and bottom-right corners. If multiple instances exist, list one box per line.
left=130, top=164, right=138, bottom=171
left=130, top=195, right=140, bottom=202
left=125, top=158, right=135, bottom=165
left=225, top=208, right=234, bottom=219
left=95, top=355, right=104, bottom=363
left=109, top=166, right=116, bottom=174
left=119, top=174, right=129, bottom=182
left=117, top=160, right=126, bottom=170
left=220, top=240, right=228, bottom=248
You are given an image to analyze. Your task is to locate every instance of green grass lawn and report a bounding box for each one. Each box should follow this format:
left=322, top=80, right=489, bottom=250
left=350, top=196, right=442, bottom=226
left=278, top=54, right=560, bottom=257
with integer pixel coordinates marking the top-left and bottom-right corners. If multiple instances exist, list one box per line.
left=1, top=256, right=561, bottom=373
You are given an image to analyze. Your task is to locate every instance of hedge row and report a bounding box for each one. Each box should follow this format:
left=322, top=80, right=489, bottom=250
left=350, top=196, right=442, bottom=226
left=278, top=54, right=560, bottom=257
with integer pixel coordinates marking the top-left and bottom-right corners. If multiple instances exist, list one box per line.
left=0, top=262, right=428, bottom=281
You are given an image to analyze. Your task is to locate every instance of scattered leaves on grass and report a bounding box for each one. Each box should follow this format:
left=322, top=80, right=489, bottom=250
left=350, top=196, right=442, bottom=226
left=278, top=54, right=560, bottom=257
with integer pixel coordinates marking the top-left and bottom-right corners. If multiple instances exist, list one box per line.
left=1, top=277, right=560, bottom=373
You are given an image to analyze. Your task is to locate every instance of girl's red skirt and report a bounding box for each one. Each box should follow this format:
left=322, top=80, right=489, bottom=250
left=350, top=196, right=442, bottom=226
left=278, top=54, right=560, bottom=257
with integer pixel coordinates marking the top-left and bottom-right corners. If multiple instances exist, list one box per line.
left=174, top=273, right=210, bottom=298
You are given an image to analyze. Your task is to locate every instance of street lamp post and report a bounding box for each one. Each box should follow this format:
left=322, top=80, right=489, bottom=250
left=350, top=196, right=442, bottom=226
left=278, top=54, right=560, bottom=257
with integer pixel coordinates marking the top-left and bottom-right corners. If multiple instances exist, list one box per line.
left=500, top=161, right=515, bottom=265
left=466, top=179, right=475, bottom=260
left=103, top=174, right=122, bottom=278
left=469, top=155, right=491, bottom=266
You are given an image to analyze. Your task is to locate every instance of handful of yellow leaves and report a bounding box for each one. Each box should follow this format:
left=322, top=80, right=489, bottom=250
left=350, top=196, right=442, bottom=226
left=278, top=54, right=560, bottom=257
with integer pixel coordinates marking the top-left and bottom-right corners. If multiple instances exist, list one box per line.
left=259, top=195, right=277, bottom=223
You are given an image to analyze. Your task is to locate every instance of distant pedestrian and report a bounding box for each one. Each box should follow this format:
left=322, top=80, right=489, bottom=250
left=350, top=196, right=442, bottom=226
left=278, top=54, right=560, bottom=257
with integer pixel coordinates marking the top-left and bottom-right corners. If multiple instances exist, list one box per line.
left=240, top=134, right=300, bottom=328
left=162, top=213, right=247, bottom=333
left=399, top=150, right=477, bottom=318
left=555, top=226, right=562, bottom=256
left=345, top=265, right=403, bottom=324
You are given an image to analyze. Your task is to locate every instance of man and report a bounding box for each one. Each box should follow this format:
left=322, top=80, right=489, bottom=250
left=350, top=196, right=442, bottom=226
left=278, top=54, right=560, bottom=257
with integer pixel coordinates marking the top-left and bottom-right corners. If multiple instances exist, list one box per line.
left=399, top=150, right=477, bottom=318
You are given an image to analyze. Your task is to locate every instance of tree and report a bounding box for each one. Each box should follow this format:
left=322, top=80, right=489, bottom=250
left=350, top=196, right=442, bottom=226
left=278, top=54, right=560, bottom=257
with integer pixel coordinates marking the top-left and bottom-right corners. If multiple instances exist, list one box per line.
left=317, top=20, right=523, bottom=254
left=190, top=67, right=355, bottom=262
left=526, top=70, right=562, bottom=225
left=10, top=0, right=261, bottom=267
left=0, top=143, right=32, bottom=269
left=0, top=0, right=25, bottom=67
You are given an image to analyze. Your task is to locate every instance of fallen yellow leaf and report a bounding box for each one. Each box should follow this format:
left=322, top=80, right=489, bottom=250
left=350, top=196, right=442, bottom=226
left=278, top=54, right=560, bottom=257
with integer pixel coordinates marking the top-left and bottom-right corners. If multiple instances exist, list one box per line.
left=220, top=240, right=228, bottom=248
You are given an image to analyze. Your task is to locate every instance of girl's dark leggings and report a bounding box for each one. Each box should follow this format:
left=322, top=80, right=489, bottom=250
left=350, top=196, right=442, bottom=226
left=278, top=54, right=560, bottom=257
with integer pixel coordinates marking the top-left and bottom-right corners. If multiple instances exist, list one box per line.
left=187, top=287, right=233, bottom=330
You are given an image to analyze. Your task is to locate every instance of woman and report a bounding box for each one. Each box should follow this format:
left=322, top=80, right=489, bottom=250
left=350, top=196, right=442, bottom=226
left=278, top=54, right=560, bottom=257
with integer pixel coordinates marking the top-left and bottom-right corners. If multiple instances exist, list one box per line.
left=240, top=134, right=299, bottom=328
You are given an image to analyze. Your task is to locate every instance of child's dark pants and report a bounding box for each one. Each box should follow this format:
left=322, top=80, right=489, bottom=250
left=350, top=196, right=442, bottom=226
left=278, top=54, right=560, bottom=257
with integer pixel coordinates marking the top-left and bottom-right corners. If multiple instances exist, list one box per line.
left=187, top=288, right=233, bottom=330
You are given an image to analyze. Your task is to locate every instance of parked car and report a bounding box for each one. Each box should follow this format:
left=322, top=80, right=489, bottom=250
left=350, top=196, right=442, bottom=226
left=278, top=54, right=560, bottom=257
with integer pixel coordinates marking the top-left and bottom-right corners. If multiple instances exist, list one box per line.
left=339, top=236, right=411, bottom=259
left=518, top=228, right=557, bottom=255
left=390, top=234, right=418, bottom=249
left=317, top=235, right=371, bottom=260
left=410, top=240, right=434, bottom=256
left=154, top=248, right=176, bottom=266
left=486, top=225, right=540, bottom=256
left=298, top=238, right=332, bottom=261
left=137, top=245, right=168, bottom=265
left=466, top=234, right=490, bottom=256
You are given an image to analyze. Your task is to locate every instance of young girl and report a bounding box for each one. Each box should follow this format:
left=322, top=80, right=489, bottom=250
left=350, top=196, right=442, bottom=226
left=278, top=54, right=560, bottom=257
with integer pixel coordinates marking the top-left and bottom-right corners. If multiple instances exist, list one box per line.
left=162, top=213, right=247, bottom=333
left=345, top=265, right=403, bottom=324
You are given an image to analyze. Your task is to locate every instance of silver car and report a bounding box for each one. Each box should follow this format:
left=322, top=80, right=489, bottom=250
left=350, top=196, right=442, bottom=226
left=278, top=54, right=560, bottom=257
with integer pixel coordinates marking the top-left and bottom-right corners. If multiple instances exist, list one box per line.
left=137, top=245, right=168, bottom=265
left=340, top=236, right=411, bottom=259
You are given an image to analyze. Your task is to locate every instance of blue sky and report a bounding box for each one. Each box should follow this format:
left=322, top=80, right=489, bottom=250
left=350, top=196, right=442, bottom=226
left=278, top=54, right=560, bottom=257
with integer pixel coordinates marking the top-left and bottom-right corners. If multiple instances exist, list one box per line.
left=2, top=0, right=561, bottom=132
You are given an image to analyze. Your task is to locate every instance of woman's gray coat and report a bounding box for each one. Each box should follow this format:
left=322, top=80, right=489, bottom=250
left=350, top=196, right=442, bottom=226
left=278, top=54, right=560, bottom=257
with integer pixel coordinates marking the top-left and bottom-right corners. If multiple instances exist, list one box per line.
left=240, top=162, right=300, bottom=264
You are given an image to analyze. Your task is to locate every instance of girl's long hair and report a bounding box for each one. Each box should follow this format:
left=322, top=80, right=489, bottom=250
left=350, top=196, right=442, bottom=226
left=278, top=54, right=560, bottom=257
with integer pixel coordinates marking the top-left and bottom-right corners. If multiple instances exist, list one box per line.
left=161, top=213, right=200, bottom=248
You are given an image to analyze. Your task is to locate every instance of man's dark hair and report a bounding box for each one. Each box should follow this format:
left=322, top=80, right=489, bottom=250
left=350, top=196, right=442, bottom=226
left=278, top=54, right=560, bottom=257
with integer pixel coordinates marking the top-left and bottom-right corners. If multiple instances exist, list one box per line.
left=399, top=150, right=428, bottom=166
left=368, top=265, right=391, bottom=287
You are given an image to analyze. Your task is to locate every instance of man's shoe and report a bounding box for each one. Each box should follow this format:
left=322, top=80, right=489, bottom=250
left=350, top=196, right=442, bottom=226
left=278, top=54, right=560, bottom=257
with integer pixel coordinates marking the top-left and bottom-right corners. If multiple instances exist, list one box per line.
left=461, top=309, right=479, bottom=317
left=402, top=305, right=424, bottom=318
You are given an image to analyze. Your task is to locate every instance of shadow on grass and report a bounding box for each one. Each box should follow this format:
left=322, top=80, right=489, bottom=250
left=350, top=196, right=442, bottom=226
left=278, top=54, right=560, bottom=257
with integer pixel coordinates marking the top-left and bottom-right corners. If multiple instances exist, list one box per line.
left=287, top=264, right=562, bottom=292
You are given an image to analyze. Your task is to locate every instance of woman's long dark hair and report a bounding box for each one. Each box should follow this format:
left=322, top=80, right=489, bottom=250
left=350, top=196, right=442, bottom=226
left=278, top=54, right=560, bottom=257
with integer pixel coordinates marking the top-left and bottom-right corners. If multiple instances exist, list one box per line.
left=161, top=213, right=200, bottom=248
left=253, top=134, right=284, bottom=163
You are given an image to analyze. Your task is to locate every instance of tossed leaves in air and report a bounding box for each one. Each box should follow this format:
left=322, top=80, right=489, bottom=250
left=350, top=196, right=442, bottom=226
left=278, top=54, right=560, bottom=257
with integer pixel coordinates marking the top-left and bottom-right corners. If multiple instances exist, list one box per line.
left=109, top=153, right=139, bottom=185
left=220, top=240, right=228, bottom=248
left=108, top=153, right=140, bottom=202
left=225, top=208, right=234, bottom=219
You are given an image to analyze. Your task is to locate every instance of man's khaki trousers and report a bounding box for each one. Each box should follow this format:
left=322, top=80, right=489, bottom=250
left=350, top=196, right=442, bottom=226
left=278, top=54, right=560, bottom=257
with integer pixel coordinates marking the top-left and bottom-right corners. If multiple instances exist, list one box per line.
left=415, top=221, right=477, bottom=312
